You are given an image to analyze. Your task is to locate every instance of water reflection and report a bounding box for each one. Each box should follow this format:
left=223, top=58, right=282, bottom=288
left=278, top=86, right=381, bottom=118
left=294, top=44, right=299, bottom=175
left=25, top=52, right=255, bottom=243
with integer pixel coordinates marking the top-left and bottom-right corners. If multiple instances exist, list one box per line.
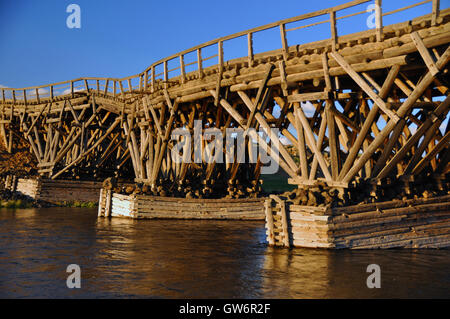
left=93, top=217, right=267, bottom=298
left=0, top=208, right=448, bottom=298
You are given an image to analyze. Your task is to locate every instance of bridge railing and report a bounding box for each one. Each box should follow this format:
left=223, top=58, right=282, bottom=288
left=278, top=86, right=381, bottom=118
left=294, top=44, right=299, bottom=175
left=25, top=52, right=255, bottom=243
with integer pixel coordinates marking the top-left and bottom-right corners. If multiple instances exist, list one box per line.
left=1, top=0, right=442, bottom=104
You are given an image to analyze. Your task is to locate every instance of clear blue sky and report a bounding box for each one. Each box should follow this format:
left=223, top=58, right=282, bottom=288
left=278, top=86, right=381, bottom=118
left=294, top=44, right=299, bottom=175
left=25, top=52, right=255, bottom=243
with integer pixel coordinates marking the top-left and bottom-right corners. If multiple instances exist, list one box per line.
left=0, top=0, right=448, bottom=89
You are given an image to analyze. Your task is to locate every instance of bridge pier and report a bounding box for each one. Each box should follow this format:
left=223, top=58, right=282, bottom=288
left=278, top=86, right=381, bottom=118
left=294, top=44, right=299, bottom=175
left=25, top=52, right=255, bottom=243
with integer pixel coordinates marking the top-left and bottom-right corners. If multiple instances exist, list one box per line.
left=4, top=176, right=102, bottom=204
left=265, top=193, right=450, bottom=249
left=97, top=187, right=265, bottom=220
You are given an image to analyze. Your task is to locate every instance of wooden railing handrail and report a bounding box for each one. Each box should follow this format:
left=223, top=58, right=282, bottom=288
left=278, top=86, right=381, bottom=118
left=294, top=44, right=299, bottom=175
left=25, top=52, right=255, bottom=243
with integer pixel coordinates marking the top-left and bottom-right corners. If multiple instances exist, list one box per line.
left=1, top=0, right=441, bottom=100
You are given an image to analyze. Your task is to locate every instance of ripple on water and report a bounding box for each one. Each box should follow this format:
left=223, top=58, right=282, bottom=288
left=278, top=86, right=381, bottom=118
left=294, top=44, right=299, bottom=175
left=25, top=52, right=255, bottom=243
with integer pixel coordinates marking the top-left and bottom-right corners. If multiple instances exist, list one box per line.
left=0, top=207, right=449, bottom=298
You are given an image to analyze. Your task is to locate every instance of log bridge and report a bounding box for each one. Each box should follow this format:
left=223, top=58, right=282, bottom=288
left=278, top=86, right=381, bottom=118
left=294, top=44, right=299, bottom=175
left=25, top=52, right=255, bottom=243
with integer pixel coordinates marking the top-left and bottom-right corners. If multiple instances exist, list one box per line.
left=1, top=1, right=449, bottom=246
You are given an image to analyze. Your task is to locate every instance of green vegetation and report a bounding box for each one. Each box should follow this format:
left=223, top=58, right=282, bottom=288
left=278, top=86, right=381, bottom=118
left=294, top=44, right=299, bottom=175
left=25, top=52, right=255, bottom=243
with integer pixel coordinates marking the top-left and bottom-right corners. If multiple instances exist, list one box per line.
left=0, top=198, right=97, bottom=209
left=56, top=200, right=97, bottom=208
left=0, top=199, right=34, bottom=209
left=60, top=201, right=98, bottom=208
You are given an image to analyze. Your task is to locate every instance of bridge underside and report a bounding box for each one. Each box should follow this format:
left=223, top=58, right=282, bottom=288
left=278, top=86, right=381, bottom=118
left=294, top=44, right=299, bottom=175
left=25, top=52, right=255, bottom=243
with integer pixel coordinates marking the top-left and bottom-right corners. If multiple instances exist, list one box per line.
left=1, top=10, right=449, bottom=202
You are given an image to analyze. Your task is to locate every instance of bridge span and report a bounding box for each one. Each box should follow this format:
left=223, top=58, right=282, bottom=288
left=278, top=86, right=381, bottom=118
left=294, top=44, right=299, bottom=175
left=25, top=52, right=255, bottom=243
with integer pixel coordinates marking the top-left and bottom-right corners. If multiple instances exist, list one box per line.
left=1, top=0, right=449, bottom=205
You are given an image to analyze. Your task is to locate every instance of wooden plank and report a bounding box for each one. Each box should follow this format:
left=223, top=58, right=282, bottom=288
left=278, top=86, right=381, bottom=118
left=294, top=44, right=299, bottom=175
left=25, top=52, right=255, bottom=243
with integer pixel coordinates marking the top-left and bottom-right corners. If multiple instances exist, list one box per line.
left=411, top=131, right=450, bottom=175
left=179, top=55, right=186, bottom=84
left=291, top=107, right=308, bottom=179
left=279, top=23, right=288, bottom=60
left=280, top=200, right=290, bottom=247
left=375, top=0, right=383, bottom=41
left=309, top=112, right=327, bottom=180
left=431, top=0, right=440, bottom=26
left=330, top=11, right=337, bottom=51
left=322, top=53, right=332, bottom=91
left=265, top=198, right=276, bottom=245
left=247, top=33, right=254, bottom=67
left=245, top=64, right=275, bottom=130
left=197, top=48, right=203, bottom=79
left=339, top=65, right=400, bottom=179
left=287, top=92, right=330, bottom=103
left=296, top=106, right=332, bottom=180
left=331, top=52, right=399, bottom=123
left=326, top=100, right=339, bottom=180
left=410, top=31, right=439, bottom=76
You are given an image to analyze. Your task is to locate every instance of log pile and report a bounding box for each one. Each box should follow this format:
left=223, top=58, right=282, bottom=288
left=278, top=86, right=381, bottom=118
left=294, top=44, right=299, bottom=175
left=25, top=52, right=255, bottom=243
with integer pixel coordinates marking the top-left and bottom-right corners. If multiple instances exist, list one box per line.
left=15, top=178, right=41, bottom=199
left=102, top=191, right=265, bottom=220
left=265, top=193, right=450, bottom=248
left=108, top=167, right=263, bottom=199
left=281, top=172, right=450, bottom=208
left=5, top=176, right=103, bottom=203
left=0, top=135, right=37, bottom=177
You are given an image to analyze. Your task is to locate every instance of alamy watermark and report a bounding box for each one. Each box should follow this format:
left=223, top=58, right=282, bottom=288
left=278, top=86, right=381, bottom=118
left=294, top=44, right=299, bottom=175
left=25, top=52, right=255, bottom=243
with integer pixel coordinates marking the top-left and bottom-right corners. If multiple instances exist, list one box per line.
left=66, top=4, right=81, bottom=29
left=366, top=264, right=381, bottom=288
left=366, top=3, right=380, bottom=29
left=66, top=264, right=81, bottom=288
left=170, top=121, right=280, bottom=174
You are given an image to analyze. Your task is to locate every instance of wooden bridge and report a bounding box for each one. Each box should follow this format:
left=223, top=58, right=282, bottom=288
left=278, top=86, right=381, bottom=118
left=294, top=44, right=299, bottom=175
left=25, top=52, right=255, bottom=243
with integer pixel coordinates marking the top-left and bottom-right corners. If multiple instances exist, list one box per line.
left=1, top=0, right=449, bottom=201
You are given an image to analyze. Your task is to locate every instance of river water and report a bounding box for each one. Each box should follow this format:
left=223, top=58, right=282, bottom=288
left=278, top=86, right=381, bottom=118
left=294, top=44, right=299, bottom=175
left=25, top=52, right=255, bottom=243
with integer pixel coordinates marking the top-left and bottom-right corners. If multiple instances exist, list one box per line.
left=0, top=207, right=449, bottom=298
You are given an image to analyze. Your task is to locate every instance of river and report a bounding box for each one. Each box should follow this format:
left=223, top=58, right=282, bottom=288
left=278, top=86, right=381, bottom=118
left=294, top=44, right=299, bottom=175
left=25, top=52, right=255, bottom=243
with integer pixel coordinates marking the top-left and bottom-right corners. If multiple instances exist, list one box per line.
left=0, top=207, right=449, bottom=298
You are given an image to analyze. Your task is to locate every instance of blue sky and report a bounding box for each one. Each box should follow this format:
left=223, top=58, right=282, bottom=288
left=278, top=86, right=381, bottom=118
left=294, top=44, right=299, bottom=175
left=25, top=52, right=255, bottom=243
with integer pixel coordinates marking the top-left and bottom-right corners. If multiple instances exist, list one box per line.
left=0, top=0, right=448, bottom=89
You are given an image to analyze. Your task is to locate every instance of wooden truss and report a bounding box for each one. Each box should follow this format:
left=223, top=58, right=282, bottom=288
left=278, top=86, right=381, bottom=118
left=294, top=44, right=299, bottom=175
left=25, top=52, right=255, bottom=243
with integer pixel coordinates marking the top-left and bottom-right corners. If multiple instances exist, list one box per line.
left=1, top=7, right=449, bottom=199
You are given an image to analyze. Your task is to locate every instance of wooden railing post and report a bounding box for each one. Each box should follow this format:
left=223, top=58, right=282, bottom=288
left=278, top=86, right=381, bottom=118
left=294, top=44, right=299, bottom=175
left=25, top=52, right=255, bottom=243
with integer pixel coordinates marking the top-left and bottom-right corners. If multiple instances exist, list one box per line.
left=49, top=86, right=53, bottom=100
left=104, top=79, right=109, bottom=95
left=70, top=81, right=74, bottom=98
left=330, top=10, right=337, bottom=51
left=35, top=88, right=40, bottom=103
left=179, top=55, right=186, bottom=84
left=127, top=79, right=132, bottom=92
left=375, top=0, right=383, bottom=41
left=144, top=70, right=148, bottom=90
left=119, top=80, right=124, bottom=95
left=215, top=41, right=224, bottom=107
left=279, top=23, right=288, bottom=60
left=432, top=0, right=440, bottom=26
left=151, top=66, right=155, bottom=93
left=247, top=32, right=254, bottom=67
left=113, top=80, right=117, bottom=97
left=218, top=41, right=224, bottom=71
left=163, top=60, right=168, bottom=89
left=197, top=48, right=203, bottom=79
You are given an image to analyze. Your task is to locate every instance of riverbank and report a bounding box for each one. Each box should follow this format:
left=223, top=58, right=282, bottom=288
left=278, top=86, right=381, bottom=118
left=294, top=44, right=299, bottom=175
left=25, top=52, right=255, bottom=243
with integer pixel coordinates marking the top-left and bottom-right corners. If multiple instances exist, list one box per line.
left=0, top=184, right=97, bottom=209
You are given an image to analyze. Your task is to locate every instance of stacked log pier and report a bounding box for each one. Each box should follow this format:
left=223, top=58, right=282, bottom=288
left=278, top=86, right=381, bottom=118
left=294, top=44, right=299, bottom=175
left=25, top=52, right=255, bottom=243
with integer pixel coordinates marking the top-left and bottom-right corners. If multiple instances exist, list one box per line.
left=5, top=176, right=107, bottom=204
left=98, top=189, right=265, bottom=220
left=13, top=178, right=41, bottom=199
left=265, top=194, right=450, bottom=249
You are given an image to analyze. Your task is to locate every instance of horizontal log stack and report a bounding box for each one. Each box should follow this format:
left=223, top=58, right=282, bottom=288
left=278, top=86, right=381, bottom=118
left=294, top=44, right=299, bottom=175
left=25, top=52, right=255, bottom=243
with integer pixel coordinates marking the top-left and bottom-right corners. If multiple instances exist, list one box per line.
left=15, top=178, right=41, bottom=199
left=38, top=179, right=104, bottom=203
left=4, top=175, right=131, bottom=204
left=265, top=194, right=450, bottom=249
left=100, top=190, right=265, bottom=220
